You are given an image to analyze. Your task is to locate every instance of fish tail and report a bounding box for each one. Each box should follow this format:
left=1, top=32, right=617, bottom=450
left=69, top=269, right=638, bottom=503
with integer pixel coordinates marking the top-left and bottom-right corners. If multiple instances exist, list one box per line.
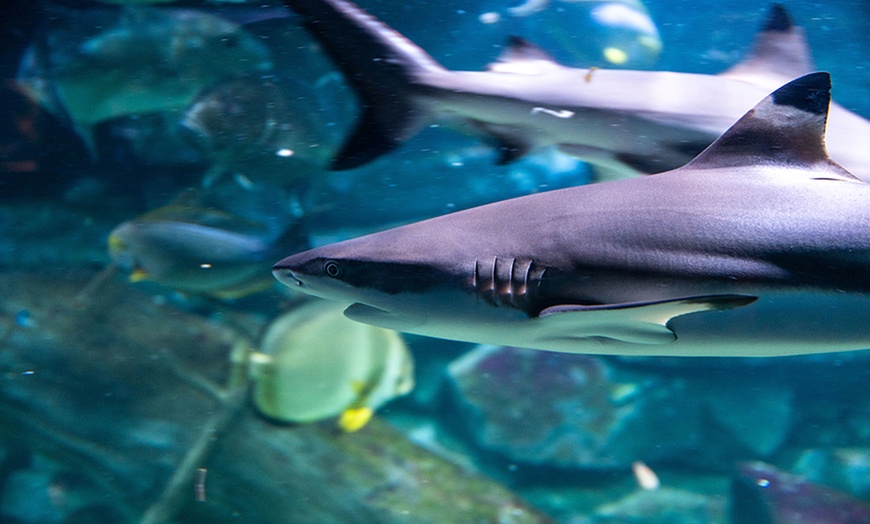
left=284, top=0, right=445, bottom=170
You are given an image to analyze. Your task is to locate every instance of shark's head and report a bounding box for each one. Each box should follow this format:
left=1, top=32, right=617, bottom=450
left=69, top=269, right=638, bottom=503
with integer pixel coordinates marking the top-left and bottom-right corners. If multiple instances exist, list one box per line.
left=272, top=230, right=476, bottom=331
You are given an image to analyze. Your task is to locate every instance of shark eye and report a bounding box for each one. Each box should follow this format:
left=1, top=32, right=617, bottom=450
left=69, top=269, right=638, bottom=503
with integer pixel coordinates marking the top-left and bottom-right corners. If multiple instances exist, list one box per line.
left=323, top=260, right=342, bottom=278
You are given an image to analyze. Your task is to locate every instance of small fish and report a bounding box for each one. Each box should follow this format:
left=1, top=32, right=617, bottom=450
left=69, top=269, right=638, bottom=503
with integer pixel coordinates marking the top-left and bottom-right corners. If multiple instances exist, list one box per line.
left=109, top=201, right=306, bottom=299
left=632, top=461, right=660, bottom=490
left=247, top=300, right=414, bottom=432
left=16, top=6, right=273, bottom=154
left=274, top=74, right=870, bottom=357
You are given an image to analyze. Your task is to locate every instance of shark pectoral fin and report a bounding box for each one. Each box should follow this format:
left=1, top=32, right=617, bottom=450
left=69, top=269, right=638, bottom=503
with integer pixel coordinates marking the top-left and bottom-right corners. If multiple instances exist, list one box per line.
left=538, top=294, right=757, bottom=345
left=344, top=303, right=424, bottom=331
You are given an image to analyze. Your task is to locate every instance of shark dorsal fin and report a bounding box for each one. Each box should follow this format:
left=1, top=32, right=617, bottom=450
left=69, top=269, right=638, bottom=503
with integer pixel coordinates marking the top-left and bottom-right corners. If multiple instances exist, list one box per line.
left=684, top=72, right=855, bottom=179
left=721, top=4, right=815, bottom=87
left=487, top=36, right=564, bottom=75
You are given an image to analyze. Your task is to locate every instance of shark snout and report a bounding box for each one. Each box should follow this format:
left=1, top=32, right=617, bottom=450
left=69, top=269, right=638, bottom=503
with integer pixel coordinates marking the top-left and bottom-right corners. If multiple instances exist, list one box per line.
left=273, top=266, right=303, bottom=288
left=272, top=254, right=307, bottom=288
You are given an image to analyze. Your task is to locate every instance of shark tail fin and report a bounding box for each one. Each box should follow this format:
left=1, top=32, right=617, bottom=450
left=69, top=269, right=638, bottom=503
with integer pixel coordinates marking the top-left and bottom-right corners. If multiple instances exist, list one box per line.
left=684, top=72, right=855, bottom=179
left=284, top=0, right=446, bottom=170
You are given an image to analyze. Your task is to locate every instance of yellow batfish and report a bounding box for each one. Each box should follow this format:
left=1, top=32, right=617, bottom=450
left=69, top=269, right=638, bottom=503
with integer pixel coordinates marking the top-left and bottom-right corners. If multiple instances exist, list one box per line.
left=248, top=300, right=414, bottom=432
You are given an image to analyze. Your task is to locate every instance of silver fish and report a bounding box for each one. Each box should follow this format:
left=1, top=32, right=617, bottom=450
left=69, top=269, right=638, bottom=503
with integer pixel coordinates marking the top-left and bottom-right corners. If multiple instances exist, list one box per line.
left=110, top=202, right=305, bottom=298
left=17, top=6, right=273, bottom=153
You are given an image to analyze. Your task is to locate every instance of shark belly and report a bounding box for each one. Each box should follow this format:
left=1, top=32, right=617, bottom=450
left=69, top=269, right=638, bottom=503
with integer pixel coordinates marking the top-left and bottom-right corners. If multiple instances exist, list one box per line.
left=367, top=290, right=870, bottom=358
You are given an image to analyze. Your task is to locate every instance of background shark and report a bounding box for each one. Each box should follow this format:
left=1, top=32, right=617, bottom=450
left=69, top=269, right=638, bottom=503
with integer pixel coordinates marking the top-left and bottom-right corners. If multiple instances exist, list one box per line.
left=274, top=73, right=870, bottom=357
left=282, top=0, right=870, bottom=181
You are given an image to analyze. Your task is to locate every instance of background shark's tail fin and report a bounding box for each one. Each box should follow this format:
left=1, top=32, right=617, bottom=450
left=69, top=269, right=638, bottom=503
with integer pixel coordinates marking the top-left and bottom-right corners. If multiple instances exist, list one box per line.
left=284, top=0, right=445, bottom=170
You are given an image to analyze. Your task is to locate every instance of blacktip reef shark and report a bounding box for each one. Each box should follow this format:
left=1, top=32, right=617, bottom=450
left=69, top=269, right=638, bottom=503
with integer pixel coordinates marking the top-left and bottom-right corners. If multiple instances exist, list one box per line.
left=274, top=73, right=870, bottom=357
left=282, top=0, right=870, bottom=181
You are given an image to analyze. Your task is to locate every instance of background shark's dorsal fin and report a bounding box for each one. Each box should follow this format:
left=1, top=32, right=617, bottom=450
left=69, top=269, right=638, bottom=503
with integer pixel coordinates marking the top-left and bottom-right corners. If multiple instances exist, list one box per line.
left=684, top=72, right=854, bottom=178
left=721, top=4, right=815, bottom=86
left=487, top=36, right=564, bottom=75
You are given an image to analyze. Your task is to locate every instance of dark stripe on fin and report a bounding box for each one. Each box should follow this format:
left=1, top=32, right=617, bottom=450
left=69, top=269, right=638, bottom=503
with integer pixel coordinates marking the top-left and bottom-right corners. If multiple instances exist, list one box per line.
left=283, top=0, right=443, bottom=169
left=684, top=72, right=854, bottom=177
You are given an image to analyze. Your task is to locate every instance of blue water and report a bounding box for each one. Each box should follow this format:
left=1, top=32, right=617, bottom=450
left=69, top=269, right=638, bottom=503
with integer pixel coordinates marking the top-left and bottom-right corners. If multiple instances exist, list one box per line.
left=1, top=0, right=870, bottom=522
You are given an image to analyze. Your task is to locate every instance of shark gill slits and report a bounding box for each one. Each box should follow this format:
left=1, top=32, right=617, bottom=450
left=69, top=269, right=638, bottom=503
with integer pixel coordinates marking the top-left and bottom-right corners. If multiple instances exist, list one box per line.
left=324, top=259, right=342, bottom=278
left=473, top=257, right=541, bottom=310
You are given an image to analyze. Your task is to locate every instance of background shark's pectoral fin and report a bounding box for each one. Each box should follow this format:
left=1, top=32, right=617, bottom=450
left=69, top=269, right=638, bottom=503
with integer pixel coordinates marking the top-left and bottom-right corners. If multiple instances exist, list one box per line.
left=344, top=303, right=424, bottom=331
left=537, top=294, right=757, bottom=345
left=470, top=121, right=533, bottom=164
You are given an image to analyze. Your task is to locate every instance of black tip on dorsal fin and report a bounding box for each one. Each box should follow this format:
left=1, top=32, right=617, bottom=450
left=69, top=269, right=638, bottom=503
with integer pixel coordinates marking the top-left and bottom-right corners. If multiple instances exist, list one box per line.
left=763, top=4, right=793, bottom=32
left=720, top=3, right=815, bottom=85
left=770, top=70, right=829, bottom=115
left=683, top=72, right=855, bottom=176
left=487, top=36, right=563, bottom=74
left=504, top=36, right=556, bottom=62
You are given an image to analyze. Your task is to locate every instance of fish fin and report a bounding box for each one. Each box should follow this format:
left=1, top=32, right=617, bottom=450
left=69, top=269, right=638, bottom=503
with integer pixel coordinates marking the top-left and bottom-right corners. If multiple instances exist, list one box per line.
left=683, top=72, right=855, bottom=179
left=129, top=268, right=150, bottom=283
left=338, top=406, right=373, bottom=432
left=246, top=351, right=274, bottom=380
left=207, top=276, right=276, bottom=300
left=330, top=105, right=427, bottom=170
left=558, top=144, right=645, bottom=179
left=486, top=36, right=564, bottom=75
left=721, top=4, right=815, bottom=86
left=538, top=294, right=756, bottom=345
left=283, top=0, right=444, bottom=170
left=470, top=121, right=533, bottom=164
left=344, top=303, right=425, bottom=331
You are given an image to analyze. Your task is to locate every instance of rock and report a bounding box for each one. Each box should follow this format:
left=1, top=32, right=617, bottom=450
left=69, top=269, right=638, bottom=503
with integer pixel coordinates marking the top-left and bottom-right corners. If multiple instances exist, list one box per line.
left=447, top=345, right=794, bottom=469
left=705, top=383, right=793, bottom=456
left=447, top=345, right=648, bottom=468
left=0, top=271, right=551, bottom=523
left=792, top=448, right=870, bottom=499
left=176, top=413, right=551, bottom=523
left=730, top=461, right=870, bottom=524
left=0, top=468, right=64, bottom=523
left=590, top=487, right=726, bottom=524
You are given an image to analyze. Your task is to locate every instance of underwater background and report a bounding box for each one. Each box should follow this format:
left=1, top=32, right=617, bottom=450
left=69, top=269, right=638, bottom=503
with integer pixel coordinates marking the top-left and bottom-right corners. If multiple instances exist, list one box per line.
left=1, top=0, right=870, bottom=522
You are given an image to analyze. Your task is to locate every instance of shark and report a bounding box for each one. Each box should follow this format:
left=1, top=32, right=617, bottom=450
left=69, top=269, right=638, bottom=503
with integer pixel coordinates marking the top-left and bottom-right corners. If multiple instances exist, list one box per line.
left=282, top=0, right=870, bottom=181
left=274, top=72, right=870, bottom=357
